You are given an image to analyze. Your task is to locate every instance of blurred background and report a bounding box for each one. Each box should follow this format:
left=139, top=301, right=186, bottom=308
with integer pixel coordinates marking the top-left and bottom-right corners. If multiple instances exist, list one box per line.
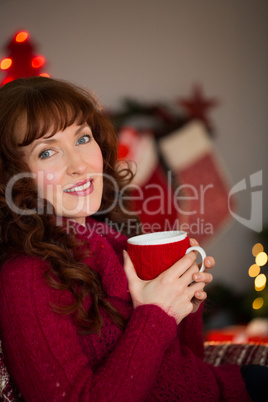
left=1, top=0, right=267, bottom=340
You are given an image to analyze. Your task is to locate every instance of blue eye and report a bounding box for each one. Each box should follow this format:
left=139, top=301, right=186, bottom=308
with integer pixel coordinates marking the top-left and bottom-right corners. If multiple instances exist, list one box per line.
left=76, top=134, right=91, bottom=145
left=39, top=149, right=55, bottom=159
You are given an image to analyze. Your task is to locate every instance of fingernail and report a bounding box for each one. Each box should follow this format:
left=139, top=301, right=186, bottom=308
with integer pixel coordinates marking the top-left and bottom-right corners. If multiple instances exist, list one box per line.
left=194, top=273, right=201, bottom=281
left=190, top=238, right=196, bottom=246
left=206, top=258, right=212, bottom=266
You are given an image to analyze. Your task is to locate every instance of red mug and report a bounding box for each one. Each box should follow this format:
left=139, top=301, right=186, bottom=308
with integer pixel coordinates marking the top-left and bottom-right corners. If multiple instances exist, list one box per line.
left=127, top=230, right=206, bottom=280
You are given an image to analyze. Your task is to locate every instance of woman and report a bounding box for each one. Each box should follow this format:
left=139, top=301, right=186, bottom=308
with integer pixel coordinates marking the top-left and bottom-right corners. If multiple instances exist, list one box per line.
left=0, top=77, right=252, bottom=401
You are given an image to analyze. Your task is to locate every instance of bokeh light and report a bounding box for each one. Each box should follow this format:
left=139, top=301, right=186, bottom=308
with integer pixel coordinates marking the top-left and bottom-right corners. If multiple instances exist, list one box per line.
left=255, top=252, right=268, bottom=267
left=252, top=243, right=263, bottom=257
left=0, top=58, right=12, bottom=70
left=15, top=32, right=28, bottom=43
left=248, top=264, right=260, bottom=278
left=252, top=297, right=264, bottom=310
left=32, top=56, right=45, bottom=68
left=254, top=273, right=267, bottom=291
left=1, top=76, right=14, bottom=85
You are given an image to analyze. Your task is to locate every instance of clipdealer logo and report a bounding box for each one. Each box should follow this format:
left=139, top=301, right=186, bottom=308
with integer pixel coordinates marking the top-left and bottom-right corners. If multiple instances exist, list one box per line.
left=228, top=170, right=263, bottom=232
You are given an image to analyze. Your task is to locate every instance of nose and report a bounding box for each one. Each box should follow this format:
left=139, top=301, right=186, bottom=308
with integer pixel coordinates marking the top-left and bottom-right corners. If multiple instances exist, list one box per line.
left=65, top=149, right=87, bottom=176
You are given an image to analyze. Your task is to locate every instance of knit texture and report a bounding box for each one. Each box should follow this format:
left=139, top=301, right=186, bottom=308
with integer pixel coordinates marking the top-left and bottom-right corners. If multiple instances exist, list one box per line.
left=0, top=217, right=251, bottom=401
left=127, top=236, right=190, bottom=280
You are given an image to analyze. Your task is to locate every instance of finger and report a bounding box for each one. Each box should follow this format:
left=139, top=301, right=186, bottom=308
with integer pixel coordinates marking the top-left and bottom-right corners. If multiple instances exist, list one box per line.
left=181, top=262, right=200, bottom=286
left=194, top=290, right=207, bottom=301
left=204, top=256, right=215, bottom=269
left=187, top=281, right=206, bottom=300
left=123, top=250, right=140, bottom=284
left=163, top=251, right=197, bottom=280
left=189, top=238, right=199, bottom=247
left=192, top=272, right=213, bottom=284
left=197, top=256, right=215, bottom=272
left=188, top=238, right=199, bottom=257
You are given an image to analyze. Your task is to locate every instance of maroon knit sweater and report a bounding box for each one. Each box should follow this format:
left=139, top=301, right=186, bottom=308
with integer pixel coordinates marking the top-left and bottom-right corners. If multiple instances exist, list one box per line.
left=0, top=217, right=251, bottom=401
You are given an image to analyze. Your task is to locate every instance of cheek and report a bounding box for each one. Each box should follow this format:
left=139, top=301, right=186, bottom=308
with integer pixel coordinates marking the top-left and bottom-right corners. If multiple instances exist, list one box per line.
left=35, top=171, right=63, bottom=199
left=94, top=147, right=104, bottom=172
left=97, top=146, right=104, bottom=165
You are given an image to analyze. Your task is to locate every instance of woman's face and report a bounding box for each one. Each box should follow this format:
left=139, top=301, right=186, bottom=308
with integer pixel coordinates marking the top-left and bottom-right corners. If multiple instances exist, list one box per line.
left=22, top=122, right=103, bottom=226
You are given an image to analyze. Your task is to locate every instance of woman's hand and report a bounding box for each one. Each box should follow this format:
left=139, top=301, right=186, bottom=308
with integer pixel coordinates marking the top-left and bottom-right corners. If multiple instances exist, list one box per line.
left=188, top=238, right=214, bottom=313
left=123, top=247, right=210, bottom=325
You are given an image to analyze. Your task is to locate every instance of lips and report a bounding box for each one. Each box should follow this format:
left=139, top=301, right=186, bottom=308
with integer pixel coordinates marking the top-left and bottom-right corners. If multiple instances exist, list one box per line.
left=63, top=178, right=93, bottom=196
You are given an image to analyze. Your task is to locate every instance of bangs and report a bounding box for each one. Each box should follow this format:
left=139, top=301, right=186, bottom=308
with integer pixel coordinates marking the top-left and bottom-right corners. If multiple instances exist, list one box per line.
left=16, top=81, right=97, bottom=147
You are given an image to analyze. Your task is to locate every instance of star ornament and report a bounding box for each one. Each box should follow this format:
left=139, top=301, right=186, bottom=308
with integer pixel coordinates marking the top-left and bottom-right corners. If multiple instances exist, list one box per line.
left=178, top=85, right=219, bottom=133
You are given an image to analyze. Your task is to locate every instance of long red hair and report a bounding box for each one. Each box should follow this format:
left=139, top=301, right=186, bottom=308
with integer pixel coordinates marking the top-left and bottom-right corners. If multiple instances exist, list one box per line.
left=0, top=77, right=140, bottom=333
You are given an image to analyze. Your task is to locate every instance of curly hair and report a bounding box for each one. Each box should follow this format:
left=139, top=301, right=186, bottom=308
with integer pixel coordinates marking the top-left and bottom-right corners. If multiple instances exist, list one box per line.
left=0, top=76, right=140, bottom=333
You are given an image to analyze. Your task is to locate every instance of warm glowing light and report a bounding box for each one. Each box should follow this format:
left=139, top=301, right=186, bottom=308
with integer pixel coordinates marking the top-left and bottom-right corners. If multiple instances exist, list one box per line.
left=39, top=73, right=50, bottom=77
left=248, top=264, right=260, bottom=278
left=0, top=58, right=12, bottom=70
left=15, top=32, right=28, bottom=43
left=255, top=273, right=267, bottom=289
left=252, top=297, right=264, bottom=310
left=32, top=56, right=45, bottom=68
left=1, top=76, right=14, bottom=86
left=255, top=252, right=268, bottom=267
left=255, top=284, right=266, bottom=292
left=252, top=243, right=263, bottom=257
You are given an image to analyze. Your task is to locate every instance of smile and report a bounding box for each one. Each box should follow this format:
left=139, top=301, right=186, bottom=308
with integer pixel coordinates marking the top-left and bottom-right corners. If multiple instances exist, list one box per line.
left=64, top=179, right=92, bottom=193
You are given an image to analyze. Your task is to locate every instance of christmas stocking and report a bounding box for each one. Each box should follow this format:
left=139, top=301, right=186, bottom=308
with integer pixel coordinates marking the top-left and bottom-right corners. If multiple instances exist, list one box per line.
left=118, top=121, right=234, bottom=245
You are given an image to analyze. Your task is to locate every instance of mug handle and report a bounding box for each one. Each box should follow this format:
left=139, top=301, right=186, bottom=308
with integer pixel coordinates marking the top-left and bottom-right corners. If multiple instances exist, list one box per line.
left=185, top=246, right=206, bottom=274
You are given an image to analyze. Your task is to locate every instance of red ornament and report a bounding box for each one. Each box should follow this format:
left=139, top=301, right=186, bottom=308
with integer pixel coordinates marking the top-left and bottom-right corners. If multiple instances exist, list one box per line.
left=178, top=85, right=219, bottom=133
left=0, top=31, right=50, bottom=86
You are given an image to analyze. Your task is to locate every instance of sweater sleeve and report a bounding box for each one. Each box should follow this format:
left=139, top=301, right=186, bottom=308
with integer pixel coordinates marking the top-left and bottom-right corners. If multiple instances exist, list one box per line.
left=0, top=257, right=177, bottom=402
left=178, top=303, right=205, bottom=358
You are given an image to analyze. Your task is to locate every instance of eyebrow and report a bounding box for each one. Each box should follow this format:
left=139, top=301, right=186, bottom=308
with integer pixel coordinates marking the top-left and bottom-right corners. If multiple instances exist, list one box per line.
left=29, top=124, right=89, bottom=153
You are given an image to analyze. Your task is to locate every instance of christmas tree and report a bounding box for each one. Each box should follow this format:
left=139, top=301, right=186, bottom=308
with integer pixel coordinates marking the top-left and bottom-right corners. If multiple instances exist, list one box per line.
left=0, top=31, right=49, bottom=86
